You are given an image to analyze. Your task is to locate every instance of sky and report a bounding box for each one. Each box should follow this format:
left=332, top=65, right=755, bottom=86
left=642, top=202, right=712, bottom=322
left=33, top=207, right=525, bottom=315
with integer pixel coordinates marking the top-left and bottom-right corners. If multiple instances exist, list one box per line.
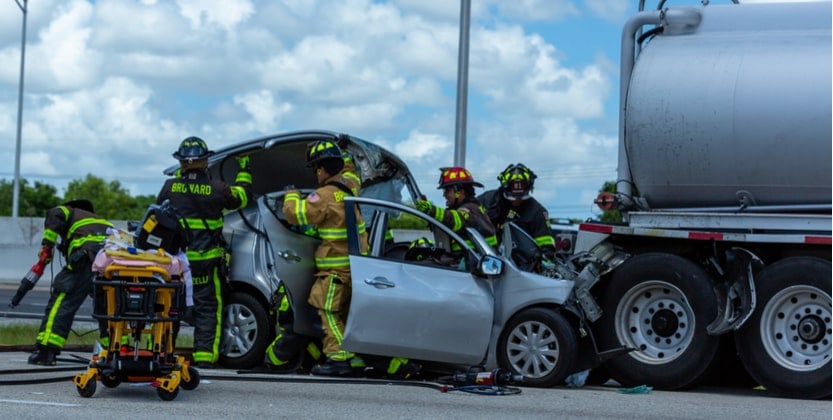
left=0, top=0, right=814, bottom=221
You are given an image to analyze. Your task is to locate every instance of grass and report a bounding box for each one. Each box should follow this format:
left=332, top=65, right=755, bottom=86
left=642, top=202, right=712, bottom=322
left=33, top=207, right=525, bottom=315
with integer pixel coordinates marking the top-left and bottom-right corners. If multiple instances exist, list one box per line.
left=0, top=321, right=193, bottom=348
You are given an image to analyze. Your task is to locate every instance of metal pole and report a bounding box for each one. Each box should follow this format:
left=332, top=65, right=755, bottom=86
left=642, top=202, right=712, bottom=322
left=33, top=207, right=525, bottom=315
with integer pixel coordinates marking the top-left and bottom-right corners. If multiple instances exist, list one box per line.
left=453, top=0, right=470, bottom=167
left=12, top=0, right=28, bottom=219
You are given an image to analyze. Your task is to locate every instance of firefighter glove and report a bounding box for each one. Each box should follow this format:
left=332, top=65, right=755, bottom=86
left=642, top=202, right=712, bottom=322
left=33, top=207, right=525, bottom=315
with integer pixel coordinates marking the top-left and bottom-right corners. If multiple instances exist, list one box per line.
left=541, top=259, right=555, bottom=270
left=415, top=199, right=433, bottom=213
left=38, top=245, right=53, bottom=265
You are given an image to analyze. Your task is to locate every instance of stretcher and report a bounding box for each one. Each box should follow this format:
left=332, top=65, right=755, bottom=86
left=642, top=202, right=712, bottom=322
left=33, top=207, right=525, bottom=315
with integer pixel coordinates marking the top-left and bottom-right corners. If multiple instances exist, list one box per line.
left=73, top=230, right=199, bottom=401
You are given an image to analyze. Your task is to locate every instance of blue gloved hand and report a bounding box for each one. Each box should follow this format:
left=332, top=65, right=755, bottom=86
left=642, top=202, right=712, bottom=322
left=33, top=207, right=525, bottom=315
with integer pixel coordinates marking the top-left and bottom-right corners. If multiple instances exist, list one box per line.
left=415, top=199, right=433, bottom=213
left=541, top=259, right=556, bottom=270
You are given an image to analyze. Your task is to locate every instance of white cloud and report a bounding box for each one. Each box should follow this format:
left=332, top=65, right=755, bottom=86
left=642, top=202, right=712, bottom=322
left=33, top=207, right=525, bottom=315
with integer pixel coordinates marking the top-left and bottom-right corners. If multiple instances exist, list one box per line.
left=0, top=0, right=626, bottom=217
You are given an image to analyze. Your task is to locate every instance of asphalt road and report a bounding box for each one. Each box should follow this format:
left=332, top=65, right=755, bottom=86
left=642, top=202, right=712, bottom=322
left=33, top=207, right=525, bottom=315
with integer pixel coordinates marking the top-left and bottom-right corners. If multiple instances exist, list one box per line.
left=2, top=286, right=830, bottom=419
left=0, top=351, right=829, bottom=420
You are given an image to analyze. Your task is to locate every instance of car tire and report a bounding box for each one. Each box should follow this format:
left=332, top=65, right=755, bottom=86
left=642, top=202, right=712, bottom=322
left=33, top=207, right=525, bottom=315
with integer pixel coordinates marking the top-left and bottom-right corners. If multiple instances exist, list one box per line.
left=734, top=257, right=831, bottom=399
left=497, top=307, right=577, bottom=387
left=219, top=291, right=271, bottom=369
left=596, top=253, right=720, bottom=390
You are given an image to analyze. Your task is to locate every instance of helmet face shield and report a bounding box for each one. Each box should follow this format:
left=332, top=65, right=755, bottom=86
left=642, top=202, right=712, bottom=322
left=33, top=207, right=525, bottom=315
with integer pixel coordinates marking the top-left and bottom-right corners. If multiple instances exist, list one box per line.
left=498, top=163, right=536, bottom=199
left=502, top=179, right=531, bottom=200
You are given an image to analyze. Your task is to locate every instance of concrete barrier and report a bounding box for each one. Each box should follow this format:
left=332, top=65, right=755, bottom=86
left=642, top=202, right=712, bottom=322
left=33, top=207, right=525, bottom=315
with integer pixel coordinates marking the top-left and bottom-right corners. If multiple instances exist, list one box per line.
left=0, top=217, right=128, bottom=286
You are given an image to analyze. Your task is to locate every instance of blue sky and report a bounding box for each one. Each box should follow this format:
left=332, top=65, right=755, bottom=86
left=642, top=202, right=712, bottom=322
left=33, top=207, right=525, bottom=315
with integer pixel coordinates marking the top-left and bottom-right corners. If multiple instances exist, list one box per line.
left=0, top=0, right=802, bottom=220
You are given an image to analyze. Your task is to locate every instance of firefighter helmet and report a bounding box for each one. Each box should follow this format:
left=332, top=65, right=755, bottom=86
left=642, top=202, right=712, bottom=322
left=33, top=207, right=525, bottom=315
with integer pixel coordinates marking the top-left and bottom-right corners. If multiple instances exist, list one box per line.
left=404, top=237, right=436, bottom=262
left=62, top=199, right=95, bottom=213
left=498, top=163, right=536, bottom=200
left=306, top=139, right=343, bottom=167
left=437, top=166, right=484, bottom=189
left=173, top=136, right=212, bottom=161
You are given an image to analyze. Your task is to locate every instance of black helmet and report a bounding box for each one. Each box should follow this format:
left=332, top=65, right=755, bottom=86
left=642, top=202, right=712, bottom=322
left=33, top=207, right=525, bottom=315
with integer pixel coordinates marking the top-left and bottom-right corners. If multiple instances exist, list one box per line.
left=62, top=199, right=94, bottom=213
left=498, top=163, right=536, bottom=200
left=404, top=237, right=436, bottom=262
left=173, top=136, right=212, bottom=161
left=306, top=139, right=343, bottom=167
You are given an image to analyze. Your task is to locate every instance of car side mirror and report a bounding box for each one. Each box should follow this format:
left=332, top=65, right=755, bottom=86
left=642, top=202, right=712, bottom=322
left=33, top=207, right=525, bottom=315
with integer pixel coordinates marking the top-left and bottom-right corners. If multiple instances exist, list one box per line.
left=478, top=255, right=503, bottom=276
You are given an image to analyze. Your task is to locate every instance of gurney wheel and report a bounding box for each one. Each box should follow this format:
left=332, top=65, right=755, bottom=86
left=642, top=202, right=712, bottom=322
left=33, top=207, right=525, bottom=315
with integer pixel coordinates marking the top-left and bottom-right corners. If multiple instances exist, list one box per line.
left=180, top=366, right=200, bottom=391
left=76, top=379, right=97, bottom=398
left=156, top=385, right=180, bottom=401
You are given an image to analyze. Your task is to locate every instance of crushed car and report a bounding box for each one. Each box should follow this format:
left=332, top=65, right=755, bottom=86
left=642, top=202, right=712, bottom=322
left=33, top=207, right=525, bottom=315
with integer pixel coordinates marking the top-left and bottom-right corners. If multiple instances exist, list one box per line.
left=173, top=129, right=628, bottom=385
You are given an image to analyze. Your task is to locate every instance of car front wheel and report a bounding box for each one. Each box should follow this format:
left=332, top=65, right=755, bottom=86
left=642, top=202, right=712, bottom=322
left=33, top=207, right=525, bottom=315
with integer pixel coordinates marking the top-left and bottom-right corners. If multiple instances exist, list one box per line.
left=497, top=307, right=577, bottom=387
left=219, top=291, right=272, bottom=369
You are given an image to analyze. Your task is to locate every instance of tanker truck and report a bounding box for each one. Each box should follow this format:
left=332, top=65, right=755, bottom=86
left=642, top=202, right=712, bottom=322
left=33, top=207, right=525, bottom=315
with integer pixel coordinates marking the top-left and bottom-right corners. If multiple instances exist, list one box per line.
left=575, top=1, right=831, bottom=399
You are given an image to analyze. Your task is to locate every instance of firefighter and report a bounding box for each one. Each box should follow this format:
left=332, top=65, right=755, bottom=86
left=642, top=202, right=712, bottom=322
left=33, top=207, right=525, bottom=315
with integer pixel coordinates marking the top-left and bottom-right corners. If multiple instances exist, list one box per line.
left=280, top=139, right=365, bottom=376
left=28, top=199, right=114, bottom=366
left=156, top=136, right=253, bottom=368
left=415, top=166, right=497, bottom=250
left=478, top=163, right=556, bottom=262
left=263, top=282, right=323, bottom=373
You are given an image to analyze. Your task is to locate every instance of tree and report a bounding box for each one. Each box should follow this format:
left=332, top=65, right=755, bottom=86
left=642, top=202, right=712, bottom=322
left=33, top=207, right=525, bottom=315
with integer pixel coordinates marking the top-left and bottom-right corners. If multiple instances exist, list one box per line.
left=597, top=180, right=623, bottom=224
left=0, top=178, right=61, bottom=217
left=63, top=174, right=155, bottom=220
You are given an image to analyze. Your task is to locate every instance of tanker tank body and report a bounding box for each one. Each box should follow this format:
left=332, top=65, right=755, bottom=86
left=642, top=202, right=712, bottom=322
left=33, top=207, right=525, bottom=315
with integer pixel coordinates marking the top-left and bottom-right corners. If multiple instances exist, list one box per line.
left=621, top=1, right=832, bottom=211
left=580, top=1, right=832, bottom=401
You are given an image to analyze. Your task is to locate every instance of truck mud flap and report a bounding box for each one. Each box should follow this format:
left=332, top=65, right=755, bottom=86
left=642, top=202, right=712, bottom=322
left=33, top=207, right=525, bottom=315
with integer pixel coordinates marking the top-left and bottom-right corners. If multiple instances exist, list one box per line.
left=707, top=248, right=761, bottom=335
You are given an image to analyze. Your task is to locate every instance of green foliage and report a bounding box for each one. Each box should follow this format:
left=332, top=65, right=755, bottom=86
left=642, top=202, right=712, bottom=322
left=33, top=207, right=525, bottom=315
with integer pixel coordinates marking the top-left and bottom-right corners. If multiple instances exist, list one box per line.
left=0, top=178, right=61, bottom=217
left=0, top=175, right=156, bottom=220
left=388, top=209, right=430, bottom=229
left=597, top=180, right=623, bottom=224
left=63, top=174, right=158, bottom=220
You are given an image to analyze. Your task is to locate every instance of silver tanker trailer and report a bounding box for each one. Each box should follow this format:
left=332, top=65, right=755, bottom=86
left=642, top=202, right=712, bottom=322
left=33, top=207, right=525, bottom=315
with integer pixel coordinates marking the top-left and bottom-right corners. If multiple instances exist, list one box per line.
left=576, top=0, right=831, bottom=399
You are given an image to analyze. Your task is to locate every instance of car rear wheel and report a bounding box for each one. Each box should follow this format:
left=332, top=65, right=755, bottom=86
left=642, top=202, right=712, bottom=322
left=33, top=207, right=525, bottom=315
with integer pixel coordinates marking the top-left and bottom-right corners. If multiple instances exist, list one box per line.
left=219, top=291, right=271, bottom=369
left=497, top=307, right=577, bottom=387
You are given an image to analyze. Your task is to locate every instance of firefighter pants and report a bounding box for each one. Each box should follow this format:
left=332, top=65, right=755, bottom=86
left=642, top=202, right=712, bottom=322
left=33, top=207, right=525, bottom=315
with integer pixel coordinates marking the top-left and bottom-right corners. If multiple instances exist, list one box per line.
left=190, top=258, right=223, bottom=364
left=265, top=286, right=322, bottom=367
left=36, top=256, right=106, bottom=350
left=307, top=272, right=352, bottom=360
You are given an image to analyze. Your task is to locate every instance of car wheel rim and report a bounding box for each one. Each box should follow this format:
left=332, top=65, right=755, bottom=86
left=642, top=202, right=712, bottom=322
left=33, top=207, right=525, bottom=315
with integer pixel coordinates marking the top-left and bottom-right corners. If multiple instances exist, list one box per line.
left=615, top=280, right=694, bottom=365
left=760, top=285, right=831, bottom=372
left=506, top=320, right=560, bottom=379
left=219, top=302, right=259, bottom=358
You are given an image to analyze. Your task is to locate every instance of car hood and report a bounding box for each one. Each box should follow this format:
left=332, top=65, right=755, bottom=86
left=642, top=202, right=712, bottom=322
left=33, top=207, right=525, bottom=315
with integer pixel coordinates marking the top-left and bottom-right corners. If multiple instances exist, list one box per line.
left=163, top=129, right=421, bottom=201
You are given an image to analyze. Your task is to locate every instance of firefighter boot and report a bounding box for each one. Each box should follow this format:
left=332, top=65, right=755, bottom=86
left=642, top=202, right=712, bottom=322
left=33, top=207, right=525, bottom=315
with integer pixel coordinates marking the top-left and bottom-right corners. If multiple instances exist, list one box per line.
left=28, top=347, right=58, bottom=366
left=311, top=359, right=353, bottom=376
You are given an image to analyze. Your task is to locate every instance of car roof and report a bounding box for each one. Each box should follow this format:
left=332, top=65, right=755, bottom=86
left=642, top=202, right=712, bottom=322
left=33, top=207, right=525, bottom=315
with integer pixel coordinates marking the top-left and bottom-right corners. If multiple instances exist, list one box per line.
left=163, top=130, right=416, bottom=198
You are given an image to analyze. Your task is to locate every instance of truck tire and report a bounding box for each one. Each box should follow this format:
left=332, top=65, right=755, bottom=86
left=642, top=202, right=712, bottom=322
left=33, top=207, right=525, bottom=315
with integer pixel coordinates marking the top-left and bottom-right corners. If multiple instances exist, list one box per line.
left=596, top=253, right=720, bottom=390
left=219, top=291, right=271, bottom=369
left=497, top=307, right=577, bottom=387
left=734, top=257, right=831, bottom=399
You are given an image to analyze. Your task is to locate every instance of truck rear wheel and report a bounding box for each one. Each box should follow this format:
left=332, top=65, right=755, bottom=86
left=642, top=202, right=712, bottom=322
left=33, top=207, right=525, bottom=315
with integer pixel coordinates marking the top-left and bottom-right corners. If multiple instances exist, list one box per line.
left=597, top=253, right=720, bottom=390
left=734, top=257, right=831, bottom=399
left=219, top=291, right=271, bottom=369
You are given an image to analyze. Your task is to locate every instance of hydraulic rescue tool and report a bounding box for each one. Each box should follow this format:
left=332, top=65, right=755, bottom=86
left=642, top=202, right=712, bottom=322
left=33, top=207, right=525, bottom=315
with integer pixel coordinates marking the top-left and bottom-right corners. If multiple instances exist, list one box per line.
left=9, top=245, right=52, bottom=308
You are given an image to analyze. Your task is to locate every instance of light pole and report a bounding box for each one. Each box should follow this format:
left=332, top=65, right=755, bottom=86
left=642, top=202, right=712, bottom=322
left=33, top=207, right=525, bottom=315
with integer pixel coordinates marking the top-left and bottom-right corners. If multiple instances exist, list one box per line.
left=453, top=0, right=470, bottom=167
left=12, top=0, right=28, bottom=219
